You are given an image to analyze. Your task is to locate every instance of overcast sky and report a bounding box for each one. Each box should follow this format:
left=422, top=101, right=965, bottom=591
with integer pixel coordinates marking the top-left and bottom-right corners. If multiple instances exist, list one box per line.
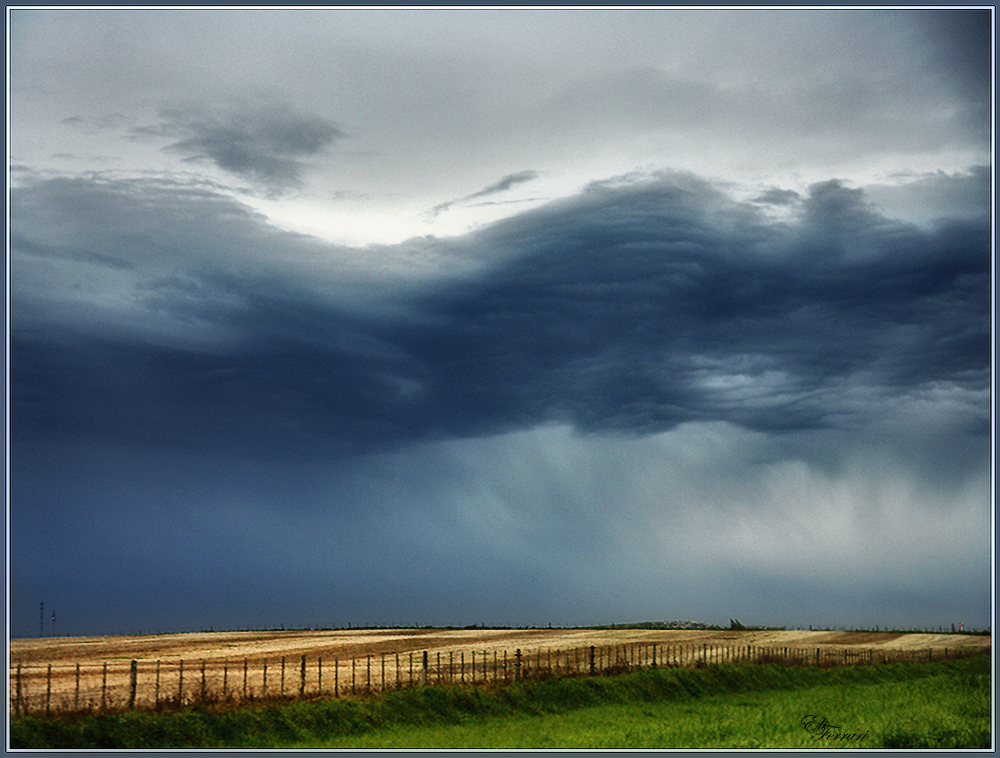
left=8, top=8, right=993, bottom=638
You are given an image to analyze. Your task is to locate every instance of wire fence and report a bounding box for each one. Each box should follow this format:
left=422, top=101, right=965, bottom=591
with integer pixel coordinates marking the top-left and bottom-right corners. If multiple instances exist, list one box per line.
left=9, top=642, right=988, bottom=717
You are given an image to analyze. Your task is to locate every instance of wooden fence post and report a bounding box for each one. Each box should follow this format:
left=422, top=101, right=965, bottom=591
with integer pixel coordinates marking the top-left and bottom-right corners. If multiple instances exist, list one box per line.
left=102, top=662, right=108, bottom=709
left=128, top=660, right=138, bottom=709
left=76, top=662, right=81, bottom=710
left=45, top=664, right=52, bottom=716
left=242, top=659, right=248, bottom=700
left=223, top=660, right=228, bottom=700
left=589, top=645, right=596, bottom=674
left=515, top=649, right=522, bottom=680
left=15, top=664, right=22, bottom=717
left=200, top=660, right=207, bottom=702
left=262, top=658, right=267, bottom=697
left=281, top=657, right=286, bottom=697
left=318, top=657, right=323, bottom=695
left=421, top=651, right=428, bottom=686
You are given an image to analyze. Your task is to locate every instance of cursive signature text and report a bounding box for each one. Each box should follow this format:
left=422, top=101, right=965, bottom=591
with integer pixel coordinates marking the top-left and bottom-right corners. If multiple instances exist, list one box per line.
left=800, top=714, right=868, bottom=743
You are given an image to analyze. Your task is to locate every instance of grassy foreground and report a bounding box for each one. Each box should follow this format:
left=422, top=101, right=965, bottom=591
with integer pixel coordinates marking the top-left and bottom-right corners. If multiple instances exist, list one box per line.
left=11, top=653, right=990, bottom=749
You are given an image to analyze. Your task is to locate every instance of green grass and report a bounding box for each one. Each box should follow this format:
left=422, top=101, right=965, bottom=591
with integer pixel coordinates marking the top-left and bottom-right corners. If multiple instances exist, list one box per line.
left=11, top=653, right=990, bottom=749
left=303, top=665, right=990, bottom=749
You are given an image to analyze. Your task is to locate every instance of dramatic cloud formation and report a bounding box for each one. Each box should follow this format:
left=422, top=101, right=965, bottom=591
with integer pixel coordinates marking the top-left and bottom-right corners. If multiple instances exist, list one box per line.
left=7, top=9, right=992, bottom=637
left=12, top=171, right=988, bottom=457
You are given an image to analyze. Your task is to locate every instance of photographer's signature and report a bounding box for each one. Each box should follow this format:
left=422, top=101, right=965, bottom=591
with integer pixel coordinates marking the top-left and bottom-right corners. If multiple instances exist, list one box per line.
left=800, top=715, right=869, bottom=743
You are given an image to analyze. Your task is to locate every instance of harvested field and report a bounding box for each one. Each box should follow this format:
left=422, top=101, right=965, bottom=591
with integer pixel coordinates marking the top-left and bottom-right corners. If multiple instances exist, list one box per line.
left=10, top=628, right=990, bottom=715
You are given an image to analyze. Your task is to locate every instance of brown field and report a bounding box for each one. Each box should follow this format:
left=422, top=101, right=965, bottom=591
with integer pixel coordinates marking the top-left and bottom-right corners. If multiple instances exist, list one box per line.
left=9, top=628, right=991, bottom=714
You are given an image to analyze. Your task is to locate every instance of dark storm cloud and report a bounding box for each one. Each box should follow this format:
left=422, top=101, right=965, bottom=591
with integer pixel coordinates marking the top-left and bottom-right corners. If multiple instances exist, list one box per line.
left=908, top=10, right=993, bottom=146
left=138, top=103, right=345, bottom=190
left=913, top=10, right=992, bottom=97
left=429, top=169, right=539, bottom=217
left=10, top=171, right=990, bottom=460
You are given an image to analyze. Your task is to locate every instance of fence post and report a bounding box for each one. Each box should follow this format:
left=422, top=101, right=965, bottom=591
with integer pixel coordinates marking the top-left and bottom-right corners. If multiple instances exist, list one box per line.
left=335, top=658, right=339, bottom=698
left=515, top=649, right=522, bottom=680
left=318, top=657, right=323, bottom=695
left=129, top=660, right=138, bottom=709
left=243, top=659, right=248, bottom=700
left=200, top=660, right=207, bottom=702
left=589, top=645, right=596, bottom=674
left=15, top=664, right=22, bottom=717
left=421, top=651, right=428, bottom=686
left=76, top=662, right=81, bottom=710
left=102, top=662, right=108, bottom=709
left=281, top=657, right=286, bottom=697
left=223, top=660, right=228, bottom=700
left=262, top=658, right=267, bottom=697
left=45, top=664, right=52, bottom=716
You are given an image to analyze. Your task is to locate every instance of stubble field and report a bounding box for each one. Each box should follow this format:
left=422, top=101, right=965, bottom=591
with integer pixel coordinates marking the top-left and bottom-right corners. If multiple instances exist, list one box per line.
left=10, top=627, right=989, bottom=714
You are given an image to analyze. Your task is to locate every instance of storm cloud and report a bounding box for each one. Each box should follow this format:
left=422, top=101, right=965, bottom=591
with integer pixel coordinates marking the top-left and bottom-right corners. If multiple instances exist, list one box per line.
left=138, top=102, right=346, bottom=190
left=11, top=171, right=989, bottom=459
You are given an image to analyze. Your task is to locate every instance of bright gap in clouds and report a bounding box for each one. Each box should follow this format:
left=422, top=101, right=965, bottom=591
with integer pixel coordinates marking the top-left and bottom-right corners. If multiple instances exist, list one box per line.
left=246, top=150, right=987, bottom=248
